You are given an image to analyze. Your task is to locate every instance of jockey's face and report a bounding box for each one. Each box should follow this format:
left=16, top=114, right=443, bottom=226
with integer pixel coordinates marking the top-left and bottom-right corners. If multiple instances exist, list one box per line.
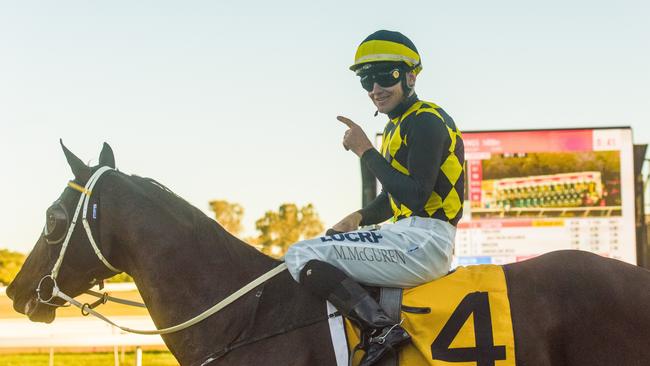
left=368, top=71, right=416, bottom=115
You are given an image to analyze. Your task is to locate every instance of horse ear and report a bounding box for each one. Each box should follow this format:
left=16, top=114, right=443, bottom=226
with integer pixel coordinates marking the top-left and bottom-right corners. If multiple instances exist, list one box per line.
left=98, top=142, right=115, bottom=168
left=60, top=139, right=91, bottom=182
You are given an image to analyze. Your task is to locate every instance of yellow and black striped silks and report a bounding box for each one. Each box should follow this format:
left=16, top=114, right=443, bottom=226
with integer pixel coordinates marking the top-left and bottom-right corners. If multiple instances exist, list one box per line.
left=380, top=101, right=465, bottom=225
left=350, top=30, right=422, bottom=75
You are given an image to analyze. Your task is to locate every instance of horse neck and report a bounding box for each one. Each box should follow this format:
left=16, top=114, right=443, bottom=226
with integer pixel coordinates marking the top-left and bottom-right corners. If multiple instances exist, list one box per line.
left=104, top=174, right=276, bottom=333
left=98, top=174, right=334, bottom=365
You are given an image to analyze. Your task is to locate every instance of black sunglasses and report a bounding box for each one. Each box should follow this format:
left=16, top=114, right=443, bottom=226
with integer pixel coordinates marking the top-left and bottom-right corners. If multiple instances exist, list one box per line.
left=359, top=68, right=403, bottom=92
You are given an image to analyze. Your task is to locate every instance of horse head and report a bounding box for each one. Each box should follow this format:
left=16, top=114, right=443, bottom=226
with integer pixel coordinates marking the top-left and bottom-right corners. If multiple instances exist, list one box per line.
left=6, top=141, right=119, bottom=323
left=4, top=141, right=335, bottom=365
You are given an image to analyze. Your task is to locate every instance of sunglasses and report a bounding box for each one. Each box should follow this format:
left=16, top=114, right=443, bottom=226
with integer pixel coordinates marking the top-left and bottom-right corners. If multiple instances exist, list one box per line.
left=359, top=68, right=403, bottom=92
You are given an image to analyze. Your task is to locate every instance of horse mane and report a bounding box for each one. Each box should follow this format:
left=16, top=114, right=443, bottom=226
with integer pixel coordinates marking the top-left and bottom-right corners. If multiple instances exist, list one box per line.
left=121, top=172, right=268, bottom=261
left=129, top=174, right=194, bottom=209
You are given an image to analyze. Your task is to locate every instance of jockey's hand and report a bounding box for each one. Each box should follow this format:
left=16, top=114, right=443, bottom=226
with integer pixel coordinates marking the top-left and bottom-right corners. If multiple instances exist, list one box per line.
left=330, top=211, right=362, bottom=233
left=337, top=116, right=374, bottom=157
left=325, top=228, right=343, bottom=236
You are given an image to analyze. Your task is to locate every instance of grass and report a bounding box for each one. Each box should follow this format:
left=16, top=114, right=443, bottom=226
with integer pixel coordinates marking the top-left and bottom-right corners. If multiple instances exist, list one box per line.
left=0, top=350, right=179, bottom=366
left=0, top=290, right=149, bottom=318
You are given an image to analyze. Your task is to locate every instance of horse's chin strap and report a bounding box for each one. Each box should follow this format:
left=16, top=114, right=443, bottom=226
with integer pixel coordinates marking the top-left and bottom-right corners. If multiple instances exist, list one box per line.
left=84, top=288, right=147, bottom=308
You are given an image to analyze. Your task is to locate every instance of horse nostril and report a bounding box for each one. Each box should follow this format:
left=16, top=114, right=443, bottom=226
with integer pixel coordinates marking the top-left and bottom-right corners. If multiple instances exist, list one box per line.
left=6, top=282, right=16, bottom=301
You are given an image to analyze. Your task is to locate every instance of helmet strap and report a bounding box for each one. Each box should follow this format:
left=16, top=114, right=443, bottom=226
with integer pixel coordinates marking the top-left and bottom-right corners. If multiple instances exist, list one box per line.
left=385, top=89, right=418, bottom=119
left=400, top=66, right=416, bottom=100
left=401, top=77, right=413, bottom=97
left=402, top=63, right=420, bottom=95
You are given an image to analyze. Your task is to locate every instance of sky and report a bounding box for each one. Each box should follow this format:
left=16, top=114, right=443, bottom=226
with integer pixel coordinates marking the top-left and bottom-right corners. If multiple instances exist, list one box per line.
left=1, top=0, right=649, bottom=253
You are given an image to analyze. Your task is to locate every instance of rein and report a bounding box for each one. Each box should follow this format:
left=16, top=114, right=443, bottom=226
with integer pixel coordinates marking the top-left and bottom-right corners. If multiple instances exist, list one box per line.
left=37, top=167, right=289, bottom=335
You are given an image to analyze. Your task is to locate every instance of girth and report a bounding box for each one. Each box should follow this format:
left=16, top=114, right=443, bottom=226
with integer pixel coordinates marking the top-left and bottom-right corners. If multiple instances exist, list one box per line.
left=377, top=287, right=403, bottom=366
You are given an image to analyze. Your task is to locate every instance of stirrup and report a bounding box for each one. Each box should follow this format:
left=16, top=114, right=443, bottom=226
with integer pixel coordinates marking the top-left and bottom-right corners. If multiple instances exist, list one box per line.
left=369, top=320, right=404, bottom=345
left=358, top=321, right=411, bottom=366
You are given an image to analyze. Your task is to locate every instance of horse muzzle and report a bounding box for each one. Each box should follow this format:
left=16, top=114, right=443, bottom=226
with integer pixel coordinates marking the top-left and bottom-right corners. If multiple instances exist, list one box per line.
left=8, top=285, right=57, bottom=324
left=24, top=296, right=57, bottom=323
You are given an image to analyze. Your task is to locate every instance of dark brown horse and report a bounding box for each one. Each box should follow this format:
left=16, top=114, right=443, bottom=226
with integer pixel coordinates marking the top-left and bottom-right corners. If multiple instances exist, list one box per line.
left=7, top=142, right=650, bottom=366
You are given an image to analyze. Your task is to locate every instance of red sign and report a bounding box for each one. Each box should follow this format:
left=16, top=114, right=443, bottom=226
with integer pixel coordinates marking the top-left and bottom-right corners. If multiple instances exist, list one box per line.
left=463, top=130, right=594, bottom=154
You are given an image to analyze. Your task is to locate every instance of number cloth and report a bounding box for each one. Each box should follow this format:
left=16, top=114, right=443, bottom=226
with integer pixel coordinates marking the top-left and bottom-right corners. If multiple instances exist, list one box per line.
left=344, top=265, right=516, bottom=366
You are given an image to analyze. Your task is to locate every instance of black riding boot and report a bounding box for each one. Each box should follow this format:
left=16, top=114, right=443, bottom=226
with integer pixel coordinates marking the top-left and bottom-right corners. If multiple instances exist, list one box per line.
left=299, top=260, right=412, bottom=366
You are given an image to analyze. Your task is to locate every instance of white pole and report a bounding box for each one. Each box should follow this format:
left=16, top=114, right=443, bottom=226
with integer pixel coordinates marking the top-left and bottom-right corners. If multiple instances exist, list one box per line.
left=114, top=344, right=119, bottom=366
left=49, top=347, right=54, bottom=366
left=136, top=346, right=142, bottom=366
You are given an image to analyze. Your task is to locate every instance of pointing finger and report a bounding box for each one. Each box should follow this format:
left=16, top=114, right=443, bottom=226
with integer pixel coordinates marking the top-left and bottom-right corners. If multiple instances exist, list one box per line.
left=337, top=116, right=357, bottom=128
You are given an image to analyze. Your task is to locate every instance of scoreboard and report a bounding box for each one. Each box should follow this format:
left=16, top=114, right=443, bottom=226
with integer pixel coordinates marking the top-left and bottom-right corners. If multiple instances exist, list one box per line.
left=455, top=127, right=636, bottom=266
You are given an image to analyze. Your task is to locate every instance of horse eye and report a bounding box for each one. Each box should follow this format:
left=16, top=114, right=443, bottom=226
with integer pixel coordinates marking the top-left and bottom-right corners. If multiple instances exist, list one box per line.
left=44, top=205, right=69, bottom=245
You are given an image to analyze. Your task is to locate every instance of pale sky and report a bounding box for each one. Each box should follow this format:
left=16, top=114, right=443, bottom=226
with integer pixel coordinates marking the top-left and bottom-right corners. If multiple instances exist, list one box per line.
left=1, top=0, right=649, bottom=253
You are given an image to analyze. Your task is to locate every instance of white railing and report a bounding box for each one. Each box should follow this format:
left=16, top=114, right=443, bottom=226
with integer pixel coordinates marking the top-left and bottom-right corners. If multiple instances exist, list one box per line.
left=0, top=316, right=166, bottom=366
left=0, top=283, right=166, bottom=366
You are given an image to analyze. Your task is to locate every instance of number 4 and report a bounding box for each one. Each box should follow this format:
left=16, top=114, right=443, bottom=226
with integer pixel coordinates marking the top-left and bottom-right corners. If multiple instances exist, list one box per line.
left=430, top=292, right=506, bottom=366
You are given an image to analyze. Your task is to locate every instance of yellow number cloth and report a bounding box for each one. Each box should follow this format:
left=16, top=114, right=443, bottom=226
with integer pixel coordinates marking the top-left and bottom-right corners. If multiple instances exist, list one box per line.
left=345, top=265, right=516, bottom=366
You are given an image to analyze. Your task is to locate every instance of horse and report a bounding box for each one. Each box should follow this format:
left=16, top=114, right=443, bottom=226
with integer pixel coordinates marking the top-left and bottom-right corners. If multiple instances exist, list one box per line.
left=7, top=142, right=650, bottom=366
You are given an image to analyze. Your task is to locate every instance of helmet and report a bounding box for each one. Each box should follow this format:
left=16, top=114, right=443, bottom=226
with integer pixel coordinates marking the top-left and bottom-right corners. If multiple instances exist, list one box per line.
left=350, top=30, right=422, bottom=75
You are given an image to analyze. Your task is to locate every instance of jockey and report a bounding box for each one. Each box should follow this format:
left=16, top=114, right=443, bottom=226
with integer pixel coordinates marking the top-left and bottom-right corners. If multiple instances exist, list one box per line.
left=285, top=30, right=465, bottom=366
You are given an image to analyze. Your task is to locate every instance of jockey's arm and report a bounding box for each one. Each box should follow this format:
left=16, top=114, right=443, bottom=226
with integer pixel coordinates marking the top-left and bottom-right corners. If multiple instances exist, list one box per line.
left=358, top=190, right=392, bottom=226
left=360, top=114, right=448, bottom=213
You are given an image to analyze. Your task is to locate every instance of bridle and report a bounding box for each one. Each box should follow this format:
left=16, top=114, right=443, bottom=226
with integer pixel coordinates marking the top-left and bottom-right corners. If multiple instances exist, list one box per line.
left=35, top=166, right=288, bottom=335
left=37, top=166, right=119, bottom=307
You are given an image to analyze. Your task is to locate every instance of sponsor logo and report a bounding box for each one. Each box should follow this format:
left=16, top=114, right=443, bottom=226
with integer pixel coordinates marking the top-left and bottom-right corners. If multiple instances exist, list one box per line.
left=320, top=231, right=383, bottom=244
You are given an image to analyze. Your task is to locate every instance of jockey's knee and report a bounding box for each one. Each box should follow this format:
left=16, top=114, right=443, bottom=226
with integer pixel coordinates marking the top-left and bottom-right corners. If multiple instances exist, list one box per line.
left=420, top=253, right=453, bottom=283
left=285, top=242, right=317, bottom=283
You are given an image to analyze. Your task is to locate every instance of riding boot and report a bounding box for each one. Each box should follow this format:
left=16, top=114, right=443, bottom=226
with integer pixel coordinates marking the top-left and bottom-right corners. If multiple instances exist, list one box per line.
left=299, top=260, right=412, bottom=366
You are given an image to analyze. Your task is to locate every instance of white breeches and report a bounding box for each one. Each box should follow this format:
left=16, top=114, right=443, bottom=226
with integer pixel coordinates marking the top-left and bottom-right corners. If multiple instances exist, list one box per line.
left=285, top=216, right=455, bottom=288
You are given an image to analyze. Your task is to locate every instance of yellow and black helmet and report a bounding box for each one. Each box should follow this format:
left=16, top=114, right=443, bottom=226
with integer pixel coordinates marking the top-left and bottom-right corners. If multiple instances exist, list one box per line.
left=350, top=30, right=422, bottom=75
